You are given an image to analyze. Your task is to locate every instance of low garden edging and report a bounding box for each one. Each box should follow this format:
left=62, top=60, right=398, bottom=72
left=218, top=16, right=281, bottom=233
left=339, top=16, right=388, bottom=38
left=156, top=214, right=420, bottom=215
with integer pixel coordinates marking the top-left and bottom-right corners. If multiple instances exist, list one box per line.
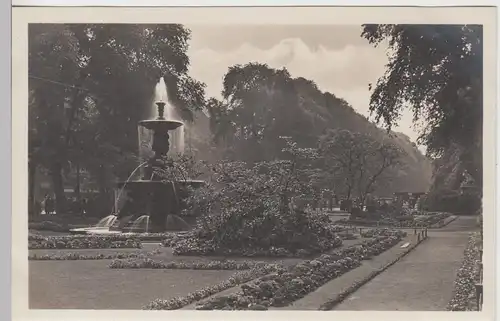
left=108, top=258, right=277, bottom=270
left=446, top=232, right=482, bottom=311
left=189, top=235, right=404, bottom=310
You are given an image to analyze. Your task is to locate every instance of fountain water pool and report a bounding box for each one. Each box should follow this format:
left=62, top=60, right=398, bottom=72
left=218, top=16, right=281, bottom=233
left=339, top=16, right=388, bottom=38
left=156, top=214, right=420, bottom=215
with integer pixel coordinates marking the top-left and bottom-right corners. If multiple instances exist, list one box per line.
left=69, top=215, right=119, bottom=235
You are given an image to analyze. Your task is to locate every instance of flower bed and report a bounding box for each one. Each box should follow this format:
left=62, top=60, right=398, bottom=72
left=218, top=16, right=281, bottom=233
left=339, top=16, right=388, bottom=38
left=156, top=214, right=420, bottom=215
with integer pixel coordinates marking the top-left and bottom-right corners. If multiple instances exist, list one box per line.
left=29, top=235, right=142, bottom=249
left=446, top=232, right=482, bottom=311
left=29, top=231, right=186, bottom=241
left=144, top=264, right=281, bottom=310
left=29, top=248, right=161, bottom=260
left=360, top=229, right=407, bottom=238
left=108, top=258, right=276, bottom=270
left=338, top=212, right=451, bottom=228
left=171, top=235, right=343, bottom=258
left=193, top=235, right=403, bottom=310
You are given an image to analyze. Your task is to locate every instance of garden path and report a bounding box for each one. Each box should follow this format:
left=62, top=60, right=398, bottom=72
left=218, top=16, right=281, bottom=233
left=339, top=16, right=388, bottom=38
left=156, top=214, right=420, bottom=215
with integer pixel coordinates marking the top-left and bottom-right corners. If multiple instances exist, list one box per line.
left=333, top=216, right=477, bottom=311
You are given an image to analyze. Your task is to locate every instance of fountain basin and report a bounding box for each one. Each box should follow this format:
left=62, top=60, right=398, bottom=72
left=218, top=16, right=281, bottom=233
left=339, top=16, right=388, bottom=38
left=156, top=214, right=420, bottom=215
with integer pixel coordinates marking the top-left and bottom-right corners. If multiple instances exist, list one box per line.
left=69, top=227, right=112, bottom=235
left=81, top=228, right=123, bottom=235
left=115, top=179, right=205, bottom=188
left=113, top=179, right=205, bottom=233
left=69, top=215, right=119, bottom=235
left=138, top=119, right=183, bottom=131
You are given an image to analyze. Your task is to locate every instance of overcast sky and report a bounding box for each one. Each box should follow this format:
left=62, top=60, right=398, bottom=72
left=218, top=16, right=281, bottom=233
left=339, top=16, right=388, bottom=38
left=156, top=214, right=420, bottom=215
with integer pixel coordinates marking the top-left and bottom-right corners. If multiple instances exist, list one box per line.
left=185, top=25, right=419, bottom=144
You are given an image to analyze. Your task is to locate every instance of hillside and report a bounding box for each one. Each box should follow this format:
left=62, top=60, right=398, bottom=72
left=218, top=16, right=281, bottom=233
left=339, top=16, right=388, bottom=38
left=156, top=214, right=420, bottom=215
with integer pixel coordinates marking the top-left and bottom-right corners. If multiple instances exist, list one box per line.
left=187, top=111, right=432, bottom=196
left=185, top=64, right=433, bottom=196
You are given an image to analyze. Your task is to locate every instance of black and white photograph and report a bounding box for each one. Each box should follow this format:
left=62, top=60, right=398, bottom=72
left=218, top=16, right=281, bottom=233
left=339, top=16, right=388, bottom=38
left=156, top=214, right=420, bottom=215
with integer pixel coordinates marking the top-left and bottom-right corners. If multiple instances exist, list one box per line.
left=12, top=5, right=496, bottom=317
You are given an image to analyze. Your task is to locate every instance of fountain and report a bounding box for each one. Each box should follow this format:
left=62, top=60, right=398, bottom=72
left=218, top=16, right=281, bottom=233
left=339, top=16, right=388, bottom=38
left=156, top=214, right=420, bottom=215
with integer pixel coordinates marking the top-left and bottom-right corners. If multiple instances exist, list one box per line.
left=73, top=79, right=204, bottom=235
left=107, top=78, right=203, bottom=233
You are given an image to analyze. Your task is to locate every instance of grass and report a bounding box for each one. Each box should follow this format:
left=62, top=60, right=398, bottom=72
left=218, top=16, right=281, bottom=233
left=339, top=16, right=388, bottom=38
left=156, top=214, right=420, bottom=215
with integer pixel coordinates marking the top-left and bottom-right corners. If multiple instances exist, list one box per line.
left=29, top=259, right=236, bottom=309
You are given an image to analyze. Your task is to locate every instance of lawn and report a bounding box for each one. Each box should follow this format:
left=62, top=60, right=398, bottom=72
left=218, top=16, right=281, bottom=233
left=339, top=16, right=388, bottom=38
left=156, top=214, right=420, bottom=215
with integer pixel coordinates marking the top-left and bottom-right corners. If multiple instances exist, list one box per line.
left=29, top=259, right=237, bottom=309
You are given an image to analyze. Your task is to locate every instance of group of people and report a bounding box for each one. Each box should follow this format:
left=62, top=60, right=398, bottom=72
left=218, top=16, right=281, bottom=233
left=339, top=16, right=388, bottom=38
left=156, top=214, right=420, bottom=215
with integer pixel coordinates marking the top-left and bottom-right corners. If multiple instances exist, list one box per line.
left=32, top=194, right=89, bottom=216
left=41, top=194, right=55, bottom=214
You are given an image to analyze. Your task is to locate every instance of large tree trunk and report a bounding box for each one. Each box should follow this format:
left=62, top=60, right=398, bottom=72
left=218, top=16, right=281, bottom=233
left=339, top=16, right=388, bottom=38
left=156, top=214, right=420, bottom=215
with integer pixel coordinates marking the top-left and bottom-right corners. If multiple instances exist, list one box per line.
left=50, top=162, right=66, bottom=215
left=75, top=161, right=81, bottom=200
left=96, top=166, right=112, bottom=217
left=28, top=160, right=37, bottom=217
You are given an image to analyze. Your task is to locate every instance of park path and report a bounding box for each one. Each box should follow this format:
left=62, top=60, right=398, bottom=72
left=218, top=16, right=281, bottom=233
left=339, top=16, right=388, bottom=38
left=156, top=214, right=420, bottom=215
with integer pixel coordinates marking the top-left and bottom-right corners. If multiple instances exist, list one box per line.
left=333, top=216, right=477, bottom=311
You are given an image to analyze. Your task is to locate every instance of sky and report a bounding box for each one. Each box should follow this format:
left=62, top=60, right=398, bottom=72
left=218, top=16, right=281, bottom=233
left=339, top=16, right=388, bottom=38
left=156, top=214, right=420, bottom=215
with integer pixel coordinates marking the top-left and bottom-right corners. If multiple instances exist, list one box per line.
left=185, top=25, right=420, bottom=144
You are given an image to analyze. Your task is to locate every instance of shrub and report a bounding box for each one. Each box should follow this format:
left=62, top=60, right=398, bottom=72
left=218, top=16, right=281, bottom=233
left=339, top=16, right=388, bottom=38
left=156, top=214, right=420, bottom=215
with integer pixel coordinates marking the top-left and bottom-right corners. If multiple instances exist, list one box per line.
left=422, top=190, right=481, bottom=214
left=172, top=139, right=344, bottom=257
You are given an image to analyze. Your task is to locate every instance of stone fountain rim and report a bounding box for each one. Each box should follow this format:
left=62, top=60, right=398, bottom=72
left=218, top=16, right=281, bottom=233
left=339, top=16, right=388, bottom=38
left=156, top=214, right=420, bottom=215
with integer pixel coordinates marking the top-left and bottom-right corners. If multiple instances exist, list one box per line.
left=115, top=179, right=205, bottom=187
left=138, top=119, right=184, bottom=130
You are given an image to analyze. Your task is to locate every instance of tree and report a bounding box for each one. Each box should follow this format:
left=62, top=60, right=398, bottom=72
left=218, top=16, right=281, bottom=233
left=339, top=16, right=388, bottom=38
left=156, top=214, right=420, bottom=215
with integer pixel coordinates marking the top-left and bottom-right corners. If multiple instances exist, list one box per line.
left=29, top=24, right=206, bottom=214
left=319, top=129, right=405, bottom=204
left=206, top=63, right=432, bottom=194
left=361, top=24, right=482, bottom=187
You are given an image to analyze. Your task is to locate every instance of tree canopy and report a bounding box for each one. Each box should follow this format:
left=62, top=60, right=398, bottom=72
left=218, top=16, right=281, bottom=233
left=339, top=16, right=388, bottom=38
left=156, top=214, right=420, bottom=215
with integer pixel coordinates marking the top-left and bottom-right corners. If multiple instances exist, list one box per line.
left=361, top=24, right=482, bottom=187
left=206, top=62, right=432, bottom=197
left=29, top=24, right=206, bottom=214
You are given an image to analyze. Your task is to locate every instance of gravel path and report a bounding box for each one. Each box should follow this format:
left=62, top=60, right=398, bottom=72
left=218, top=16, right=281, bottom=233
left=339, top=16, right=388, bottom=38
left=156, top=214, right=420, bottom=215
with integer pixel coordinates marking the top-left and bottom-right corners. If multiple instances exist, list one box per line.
left=277, top=236, right=418, bottom=310
left=333, top=217, right=476, bottom=311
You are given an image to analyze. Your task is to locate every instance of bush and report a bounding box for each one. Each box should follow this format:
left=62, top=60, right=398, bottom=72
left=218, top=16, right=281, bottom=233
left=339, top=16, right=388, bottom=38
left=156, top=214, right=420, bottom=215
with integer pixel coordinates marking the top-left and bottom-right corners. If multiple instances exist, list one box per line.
left=172, top=140, right=344, bottom=257
left=422, top=190, right=481, bottom=215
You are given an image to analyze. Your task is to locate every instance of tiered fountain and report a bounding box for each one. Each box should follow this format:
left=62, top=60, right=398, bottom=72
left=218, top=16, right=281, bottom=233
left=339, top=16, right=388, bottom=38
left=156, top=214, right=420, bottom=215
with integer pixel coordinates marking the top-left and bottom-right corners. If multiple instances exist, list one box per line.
left=71, top=80, right=204, bottom=235
left=113, top=100, right=204, bottom=233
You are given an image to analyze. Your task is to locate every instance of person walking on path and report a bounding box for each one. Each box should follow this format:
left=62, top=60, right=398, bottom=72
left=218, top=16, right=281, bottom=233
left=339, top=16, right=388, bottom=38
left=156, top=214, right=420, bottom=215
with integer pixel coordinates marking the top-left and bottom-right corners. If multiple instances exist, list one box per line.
left=44, top=195, right=54, bottom=215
